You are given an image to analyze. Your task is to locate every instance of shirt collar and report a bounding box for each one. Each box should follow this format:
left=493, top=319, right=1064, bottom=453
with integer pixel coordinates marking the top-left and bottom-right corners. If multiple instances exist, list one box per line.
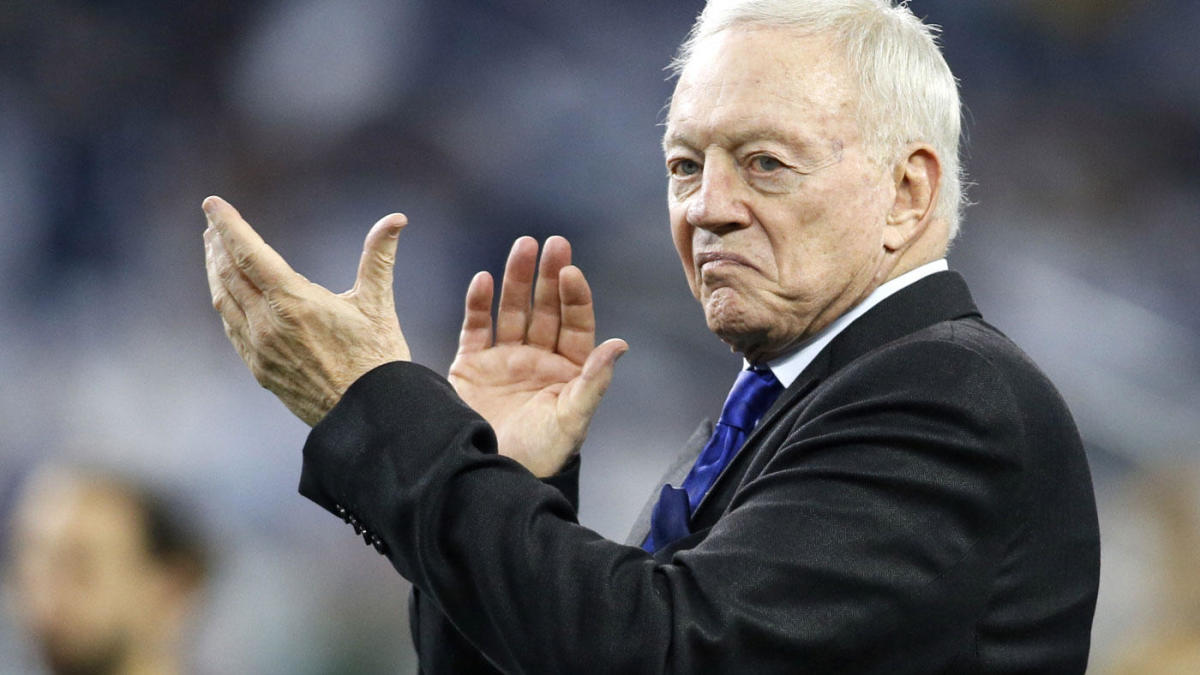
left=747, top=259, right=949, bottom=388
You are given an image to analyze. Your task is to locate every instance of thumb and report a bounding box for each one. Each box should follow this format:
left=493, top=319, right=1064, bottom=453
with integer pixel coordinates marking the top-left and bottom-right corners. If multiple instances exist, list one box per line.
left=563, top=338, right=629, bottom=424
left=354, top=213, right=408, bottom=306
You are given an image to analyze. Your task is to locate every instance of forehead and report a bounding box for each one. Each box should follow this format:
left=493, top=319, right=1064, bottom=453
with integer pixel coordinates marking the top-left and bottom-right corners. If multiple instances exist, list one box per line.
left=14, top=477, right=146, bottom=557
left=665, top=26, right=857, bottom=148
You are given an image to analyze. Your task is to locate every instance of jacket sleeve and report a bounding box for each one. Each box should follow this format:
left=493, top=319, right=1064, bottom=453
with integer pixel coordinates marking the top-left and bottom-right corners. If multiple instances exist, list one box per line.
left=407, top=457, right=580, bottom=674
left=298, top=345, right=1027, bottom=674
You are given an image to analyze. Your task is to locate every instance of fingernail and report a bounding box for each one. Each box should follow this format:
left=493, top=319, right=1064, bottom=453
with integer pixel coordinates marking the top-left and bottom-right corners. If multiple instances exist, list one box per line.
left=375, top=213, right=406, bottom=238
left=202, top=195, right=228, bottom=218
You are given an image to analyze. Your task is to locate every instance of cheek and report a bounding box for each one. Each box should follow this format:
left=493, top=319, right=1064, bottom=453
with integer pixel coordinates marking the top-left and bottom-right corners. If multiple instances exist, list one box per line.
left=769, top=216, right=875, bottom=298
left=668, top=207, right=699, bottom=296
left=783, top=171, right=889, bottom=260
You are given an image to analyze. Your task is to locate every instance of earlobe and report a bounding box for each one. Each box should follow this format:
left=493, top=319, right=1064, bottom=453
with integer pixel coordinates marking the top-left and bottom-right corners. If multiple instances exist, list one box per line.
left=883, top=146, right=941, bottom=252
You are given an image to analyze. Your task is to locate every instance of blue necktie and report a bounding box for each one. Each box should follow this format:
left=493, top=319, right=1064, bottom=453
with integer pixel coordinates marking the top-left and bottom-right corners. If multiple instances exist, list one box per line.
left=643, top=367, right=784, bottom=552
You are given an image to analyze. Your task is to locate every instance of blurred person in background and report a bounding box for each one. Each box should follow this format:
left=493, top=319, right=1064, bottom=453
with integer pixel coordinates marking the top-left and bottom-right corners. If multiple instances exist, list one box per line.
left=5, top=465, right=209, bottom=675
left=1107, top=468, right=1200, bottom=674
left=203, top=0, right=1099, bottom=672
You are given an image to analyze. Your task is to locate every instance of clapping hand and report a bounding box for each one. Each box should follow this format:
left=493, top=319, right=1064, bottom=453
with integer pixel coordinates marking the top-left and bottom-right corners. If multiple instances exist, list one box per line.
left=203, top=196, right=411, bottom=426
left=449, top=236, right=628, bottom=477
left=203, top=196, right=626, bottom=475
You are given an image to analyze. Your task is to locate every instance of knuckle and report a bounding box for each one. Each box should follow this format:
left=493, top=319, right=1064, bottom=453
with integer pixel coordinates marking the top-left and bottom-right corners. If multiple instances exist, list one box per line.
left=230, top=247, right=254, bottom=271
left=250, top=322, right=276, bottom=347
left=265, top=289, right=303, bottom=324
left=374, top=250, right=396, bottom=268
left=264, top=292, right=285, bottom=315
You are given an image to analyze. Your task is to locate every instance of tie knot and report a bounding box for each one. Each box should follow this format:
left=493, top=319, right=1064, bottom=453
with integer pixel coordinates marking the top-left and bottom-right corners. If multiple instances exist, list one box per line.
left=718, top=367, right=784, bottom=431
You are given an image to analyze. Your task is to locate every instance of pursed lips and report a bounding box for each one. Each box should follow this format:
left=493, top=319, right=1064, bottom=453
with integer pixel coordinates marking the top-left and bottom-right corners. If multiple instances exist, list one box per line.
left=696, top=250, right=758, bottom=274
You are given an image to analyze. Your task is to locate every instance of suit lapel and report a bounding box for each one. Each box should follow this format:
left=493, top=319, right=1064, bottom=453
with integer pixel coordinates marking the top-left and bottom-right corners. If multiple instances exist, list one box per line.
left=626, top=272, right=982, bottom=547
left=820, top=271, right=980, bottom=374
left=624, top=418, right=714, bottom=546
left=690, top=352, right=829, bottom=519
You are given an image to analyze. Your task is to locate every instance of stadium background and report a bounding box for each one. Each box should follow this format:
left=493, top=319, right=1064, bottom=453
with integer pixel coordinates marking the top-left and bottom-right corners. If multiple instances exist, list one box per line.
left=1, top=1, right=1197, bottom=671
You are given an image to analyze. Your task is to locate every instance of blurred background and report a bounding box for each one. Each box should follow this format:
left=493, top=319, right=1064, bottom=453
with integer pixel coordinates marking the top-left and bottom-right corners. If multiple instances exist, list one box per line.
left=0, top=0, right=1196, bottom=672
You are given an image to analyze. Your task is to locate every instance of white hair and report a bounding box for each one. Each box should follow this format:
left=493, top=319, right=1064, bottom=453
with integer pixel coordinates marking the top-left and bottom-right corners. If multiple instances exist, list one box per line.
left=670, top=0, right=967, bottom=238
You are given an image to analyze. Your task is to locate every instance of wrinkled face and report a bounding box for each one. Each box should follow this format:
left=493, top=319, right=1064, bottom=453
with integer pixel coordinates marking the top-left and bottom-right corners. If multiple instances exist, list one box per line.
left=8, top=477, right=161, bottom=674
left=666, top=27, right=897, bottom=362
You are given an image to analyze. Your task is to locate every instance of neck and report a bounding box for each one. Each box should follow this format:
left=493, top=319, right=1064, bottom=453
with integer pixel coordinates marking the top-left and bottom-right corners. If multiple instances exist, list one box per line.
left=885, top=220, right=950, bottom=284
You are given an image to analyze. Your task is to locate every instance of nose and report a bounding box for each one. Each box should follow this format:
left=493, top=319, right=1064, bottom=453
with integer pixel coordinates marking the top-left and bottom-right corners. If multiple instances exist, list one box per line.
left=685, top=155, right=752, bottom=234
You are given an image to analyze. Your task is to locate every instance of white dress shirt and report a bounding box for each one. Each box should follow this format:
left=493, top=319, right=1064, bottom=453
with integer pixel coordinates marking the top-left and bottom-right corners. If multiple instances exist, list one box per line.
left=752, top=259, right=950, bottom=388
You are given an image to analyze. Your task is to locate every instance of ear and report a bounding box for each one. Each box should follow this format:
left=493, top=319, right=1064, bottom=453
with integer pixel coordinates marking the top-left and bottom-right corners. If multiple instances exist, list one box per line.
left=884, top=145, right=941, bottom=252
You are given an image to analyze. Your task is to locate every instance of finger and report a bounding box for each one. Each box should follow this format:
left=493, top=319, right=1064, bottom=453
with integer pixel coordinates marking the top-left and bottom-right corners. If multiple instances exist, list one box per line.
left=495, top=237, right=538, bottom=344
left=208, top=226, right=266, bottom=320
left=562, top=338, right=629, bottom=425
left=208, top=226, right=286, bottom=365
left=458, top=271, right=495, bottom=355
left=204, top=228, right=250, bottom=338
left=526, top=236, right=571, bottom=350
left=353, top=213, right=407, bottom=308
left=556, top=265, right=596, bottom=364
left=202, top=195, right=297, bottom=292
left=206, top=230, right=262, bottom=375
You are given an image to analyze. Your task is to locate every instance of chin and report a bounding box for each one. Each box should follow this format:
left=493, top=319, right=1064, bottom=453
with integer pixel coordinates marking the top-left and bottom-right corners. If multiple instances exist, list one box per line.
left=705, top=301, right=804, bottom=363
left=705, top=306, right=768, bottom=358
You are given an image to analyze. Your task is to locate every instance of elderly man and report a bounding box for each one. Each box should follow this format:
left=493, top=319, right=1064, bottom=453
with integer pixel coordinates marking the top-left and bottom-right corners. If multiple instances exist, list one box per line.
left=203, top=0, right=1099, bottom=672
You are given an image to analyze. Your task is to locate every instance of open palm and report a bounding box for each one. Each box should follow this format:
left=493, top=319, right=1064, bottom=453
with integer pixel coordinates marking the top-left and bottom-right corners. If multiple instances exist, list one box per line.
left=448, top=236, right=627, bottom=477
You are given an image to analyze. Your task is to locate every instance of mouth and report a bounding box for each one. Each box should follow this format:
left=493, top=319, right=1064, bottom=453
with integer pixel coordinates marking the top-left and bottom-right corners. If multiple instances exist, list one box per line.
left=696, top=251, right=758, bottom=274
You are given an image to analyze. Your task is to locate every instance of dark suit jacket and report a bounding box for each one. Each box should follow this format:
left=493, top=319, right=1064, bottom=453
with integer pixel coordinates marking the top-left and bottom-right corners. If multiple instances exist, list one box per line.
left=298, top=271, right=1100, bottom=674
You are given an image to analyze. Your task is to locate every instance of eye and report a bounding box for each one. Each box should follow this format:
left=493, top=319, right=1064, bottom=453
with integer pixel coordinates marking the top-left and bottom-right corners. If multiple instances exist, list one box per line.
left=669, top=159, right=701, bottom=178
left=749, top=154, right=784, bottom=172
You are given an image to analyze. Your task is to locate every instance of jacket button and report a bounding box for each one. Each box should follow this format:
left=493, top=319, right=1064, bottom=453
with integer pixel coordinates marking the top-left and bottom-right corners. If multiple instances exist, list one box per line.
left=335, top=505, right=349, bottom=523
left=372, top=536, right=388, bottom=554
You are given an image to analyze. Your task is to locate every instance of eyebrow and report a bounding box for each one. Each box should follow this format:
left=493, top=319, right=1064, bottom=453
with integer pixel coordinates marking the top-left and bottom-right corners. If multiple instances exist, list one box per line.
left=662, top=127, right=844, bottom=173
left=662, top=126, right=814, bottom=153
